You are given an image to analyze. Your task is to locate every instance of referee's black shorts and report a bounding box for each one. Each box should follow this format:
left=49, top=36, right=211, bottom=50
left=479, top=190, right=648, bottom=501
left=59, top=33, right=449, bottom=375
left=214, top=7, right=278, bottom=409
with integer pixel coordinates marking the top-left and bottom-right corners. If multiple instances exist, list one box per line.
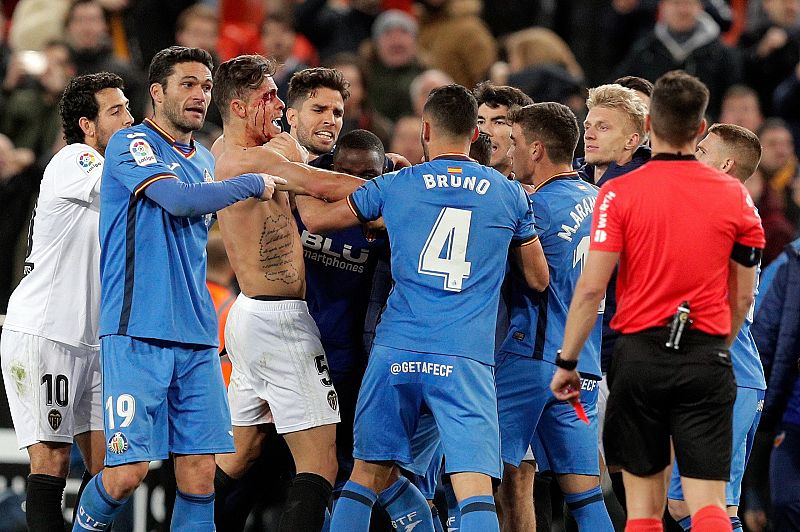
left=603, top=328, right=736, bottom=480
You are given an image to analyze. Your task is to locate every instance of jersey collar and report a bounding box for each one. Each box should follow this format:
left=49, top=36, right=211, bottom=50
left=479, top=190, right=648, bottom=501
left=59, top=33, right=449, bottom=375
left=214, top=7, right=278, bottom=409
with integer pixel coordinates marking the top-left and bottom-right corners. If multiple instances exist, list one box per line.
left=144, top=118, right=197, bottom=159
left=533, top=171, right=578, bottom=192
left=651, top=153, right=696, bottom=161
left=431, top=153, right=477, bottom=163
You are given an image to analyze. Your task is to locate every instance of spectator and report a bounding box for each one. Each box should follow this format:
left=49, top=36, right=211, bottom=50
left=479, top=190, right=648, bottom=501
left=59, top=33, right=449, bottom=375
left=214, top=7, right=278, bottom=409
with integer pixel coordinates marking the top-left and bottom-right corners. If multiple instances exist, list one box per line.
left=759, top=119, right=800, bottom=223
left=293, top=0, right=381, bottom=62
left=175, top=4, right=220, bottom=64
left=773, top=61, right=800, bottom=153
left=504, top=27, right=586, bottom=114
left=389, top=115, right=424, bottom=164
left=363, top=9, right=424, bottom=121
left=0, top=133, right=38, bottom=313
left=613, top=0, right=742, bottom=119
left=415, top=0, right=497, bottom=90
left=261, top=11, right=307, bottom=105
left=1, top=41, right=75, bottom=164
left=738, top=0, right=800, bottom=115
left=64, top=0, right=147, bottom=120
left=8, top=0, right=71, bottom=51
left=719, top=85, right=765, bottom=134
left=328, top=53, right=392, bottom=147
left=409, top=68, right=453, bottom=117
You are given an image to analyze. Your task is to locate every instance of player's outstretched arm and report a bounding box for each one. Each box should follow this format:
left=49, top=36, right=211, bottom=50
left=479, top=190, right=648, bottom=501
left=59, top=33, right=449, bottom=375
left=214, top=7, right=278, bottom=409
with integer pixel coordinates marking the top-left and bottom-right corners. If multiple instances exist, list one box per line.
left=510, top=237, right=549, bottom=291
left=142, top=173, right=279, bottom=217
left=298, top=196, right=361, bottom=234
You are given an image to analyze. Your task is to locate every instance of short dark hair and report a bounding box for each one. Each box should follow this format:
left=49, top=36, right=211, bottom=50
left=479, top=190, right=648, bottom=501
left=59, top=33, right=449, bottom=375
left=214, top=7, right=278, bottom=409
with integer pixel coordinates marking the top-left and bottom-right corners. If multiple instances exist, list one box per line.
left=649, top=70, right=709, bottom=147
left=473, top=81, right=533, bottom=110
left=213, top=54, right=276, bottom=122
left=423, top=84, right=478, bottom=139
left=469, top=131, right=492, bottom=166
left=286, top=68, right=350, bottom=110
left=333, top=129, right=385, bottom=158
left=60, top=72, right=125, bottom=145
left=149, top=46, right=214, bottom=89
left=508, top=102, right=579, bottom=164
left=614, top=76, right=654, bottom=97
left=707, top=123, right=762, bottom=181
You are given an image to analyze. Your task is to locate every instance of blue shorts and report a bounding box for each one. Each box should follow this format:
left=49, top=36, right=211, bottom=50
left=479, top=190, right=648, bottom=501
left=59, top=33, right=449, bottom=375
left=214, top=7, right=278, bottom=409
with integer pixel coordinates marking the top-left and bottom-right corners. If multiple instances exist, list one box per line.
left=399, top=413, right=444, bottom=500
left=496, top=354, right=600, bottom=475
left=668, top=387, right=764, bottom=505
left=353, top=345, right=501, bottom=479
left=101, top=335, right=234, bottom=466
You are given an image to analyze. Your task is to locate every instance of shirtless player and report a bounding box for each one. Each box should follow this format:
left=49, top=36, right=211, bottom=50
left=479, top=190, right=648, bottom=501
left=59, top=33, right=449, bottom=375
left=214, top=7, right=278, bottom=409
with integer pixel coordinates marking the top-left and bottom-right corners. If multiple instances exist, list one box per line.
left=210, top=55, right=366, bottom=532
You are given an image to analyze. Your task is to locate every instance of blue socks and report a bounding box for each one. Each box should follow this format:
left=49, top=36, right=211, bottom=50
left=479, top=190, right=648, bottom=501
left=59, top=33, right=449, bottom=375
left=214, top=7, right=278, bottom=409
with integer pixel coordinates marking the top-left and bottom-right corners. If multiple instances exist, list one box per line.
left=171, top=490, right=214, bottom=531
left=378, top=477, right=435, bottom=532
left=330, top=480, right=376, bottom=532
left=730, top=516, right=743, bottom=530
left=458, top=495, right=499, bottom=532
left=444, top=481, right=461, bottom=532
left=431, top=505, right=445, bottom=532
left=564, top=485, right=614, bottom=532
left=677, top=515, right=692, bottom=531
left=72, top=472, right=127, bottom=531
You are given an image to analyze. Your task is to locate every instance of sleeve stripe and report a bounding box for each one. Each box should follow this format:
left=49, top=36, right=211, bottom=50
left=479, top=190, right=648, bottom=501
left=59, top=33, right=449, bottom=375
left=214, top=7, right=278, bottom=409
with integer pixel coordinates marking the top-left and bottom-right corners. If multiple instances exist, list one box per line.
left=512, top=234, right=539, bottom=248
left=133, top=173, right=178, bottom=196
left=346, top=195, right=369, bottom=223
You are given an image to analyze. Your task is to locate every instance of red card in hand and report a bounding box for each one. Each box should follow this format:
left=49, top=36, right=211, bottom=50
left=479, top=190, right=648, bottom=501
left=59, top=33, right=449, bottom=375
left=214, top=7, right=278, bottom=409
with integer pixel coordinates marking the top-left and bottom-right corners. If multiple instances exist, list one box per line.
left=571, top=399, right=590, bottom=425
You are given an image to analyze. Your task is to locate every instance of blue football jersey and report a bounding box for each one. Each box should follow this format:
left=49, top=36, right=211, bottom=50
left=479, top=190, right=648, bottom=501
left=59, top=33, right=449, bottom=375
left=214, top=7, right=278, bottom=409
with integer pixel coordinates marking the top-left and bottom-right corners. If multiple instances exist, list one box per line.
left=347, top=154, right=537, bottom=365
left=99, top=118, right=218, bottom=346
left=731, top=269, right=766, bottom=390
left=498, top=173, right=602, bottom=378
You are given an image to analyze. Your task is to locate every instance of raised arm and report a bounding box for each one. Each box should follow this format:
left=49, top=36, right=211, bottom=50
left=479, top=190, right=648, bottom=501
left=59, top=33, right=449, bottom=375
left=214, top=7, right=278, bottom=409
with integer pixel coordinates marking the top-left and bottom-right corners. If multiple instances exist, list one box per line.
left=296, top=196, right=362, bottom=234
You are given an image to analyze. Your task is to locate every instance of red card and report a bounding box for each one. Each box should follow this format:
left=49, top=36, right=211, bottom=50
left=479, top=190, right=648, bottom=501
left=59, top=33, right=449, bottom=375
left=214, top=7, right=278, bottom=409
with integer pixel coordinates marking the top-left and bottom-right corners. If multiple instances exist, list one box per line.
left=571, top=399, right=590, bottom=425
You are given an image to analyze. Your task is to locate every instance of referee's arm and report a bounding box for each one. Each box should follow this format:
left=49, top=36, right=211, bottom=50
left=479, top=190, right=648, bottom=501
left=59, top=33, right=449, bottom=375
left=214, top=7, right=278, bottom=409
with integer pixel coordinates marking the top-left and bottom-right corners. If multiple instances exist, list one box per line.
left=551, top=250, right=619, bottom=402
left=727, top=259, right=757, bottom=347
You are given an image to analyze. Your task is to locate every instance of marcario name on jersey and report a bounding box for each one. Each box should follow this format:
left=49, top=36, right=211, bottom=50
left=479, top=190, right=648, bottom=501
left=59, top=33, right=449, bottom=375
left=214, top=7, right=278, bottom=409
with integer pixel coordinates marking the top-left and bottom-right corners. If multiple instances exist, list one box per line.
left=422, top=173, right=491, bottom=195
left=558, top=196, right=597, bottom=242
left=301, top=230, right=369, bottom=273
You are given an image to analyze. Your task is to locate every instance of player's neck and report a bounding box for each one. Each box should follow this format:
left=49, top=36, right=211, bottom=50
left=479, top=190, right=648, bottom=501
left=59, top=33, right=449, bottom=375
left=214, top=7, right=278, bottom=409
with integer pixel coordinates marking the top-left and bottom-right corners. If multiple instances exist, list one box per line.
left=150, top=114, right=193, bottom=144
left=426, top=139, right=472, bottom=161
left=649, top=135, right=695, bottom=158
left=533, top=162, right=572, bottom=187
left=225, top=125, right=260, bottom=148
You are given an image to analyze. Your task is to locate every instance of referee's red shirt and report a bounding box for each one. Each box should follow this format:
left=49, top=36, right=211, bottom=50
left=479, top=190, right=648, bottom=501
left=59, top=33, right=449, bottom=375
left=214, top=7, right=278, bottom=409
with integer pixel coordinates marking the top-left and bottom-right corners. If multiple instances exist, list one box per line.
left=590, top=154, right=765, bottom=336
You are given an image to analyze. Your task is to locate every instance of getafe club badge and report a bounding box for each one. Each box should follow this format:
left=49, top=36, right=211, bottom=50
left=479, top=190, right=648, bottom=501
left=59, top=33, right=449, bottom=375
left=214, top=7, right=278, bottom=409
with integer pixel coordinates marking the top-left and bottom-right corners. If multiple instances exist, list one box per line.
left=327, top=391, right=338, bottom=411
left=108, top=432, right=129, bottom=454
left=47, top=409, right=62, bottom=431
left=203, top=168, right=213, bottom=183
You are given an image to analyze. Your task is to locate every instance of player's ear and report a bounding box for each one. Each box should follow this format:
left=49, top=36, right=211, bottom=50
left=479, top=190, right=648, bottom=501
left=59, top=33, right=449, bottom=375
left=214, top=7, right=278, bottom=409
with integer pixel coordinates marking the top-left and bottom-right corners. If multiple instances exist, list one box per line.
left=471, top=126, right=480, bottom=143
left=150, top=83, right=164, bottom=106
left=626, top=132, right=640, bottom=150
left=230, top=99, right=247, bottom=119
left=286, top=107, right=298, bottom=129
left=645, top=114, right=652, bottom=134
left=79, top=116, right=95, bottom=139
left=696, top=118, right=707, bottom=139
left=421, top=121, right=431, bottom=143
left=721, top=157, right=735, bottom=174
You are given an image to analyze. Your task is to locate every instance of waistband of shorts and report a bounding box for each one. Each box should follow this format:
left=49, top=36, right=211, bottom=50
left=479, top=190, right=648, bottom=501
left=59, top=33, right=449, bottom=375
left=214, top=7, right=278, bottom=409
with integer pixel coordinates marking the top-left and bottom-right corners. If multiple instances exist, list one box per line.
left=236, top=293, right=308, bottom=312
left=629, top=327, right=727, bottom=348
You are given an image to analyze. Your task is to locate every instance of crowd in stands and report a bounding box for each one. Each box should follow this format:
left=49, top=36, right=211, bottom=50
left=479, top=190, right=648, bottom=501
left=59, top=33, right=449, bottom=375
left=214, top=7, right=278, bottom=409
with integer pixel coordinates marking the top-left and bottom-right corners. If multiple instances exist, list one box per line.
left=0, top=0, right=798, bottom=529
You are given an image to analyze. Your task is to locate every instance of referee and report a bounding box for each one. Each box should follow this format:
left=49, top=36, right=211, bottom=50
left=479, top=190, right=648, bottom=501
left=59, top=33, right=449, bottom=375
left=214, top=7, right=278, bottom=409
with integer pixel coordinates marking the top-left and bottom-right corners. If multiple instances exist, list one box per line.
left=550, top=71, right=765, bottom=532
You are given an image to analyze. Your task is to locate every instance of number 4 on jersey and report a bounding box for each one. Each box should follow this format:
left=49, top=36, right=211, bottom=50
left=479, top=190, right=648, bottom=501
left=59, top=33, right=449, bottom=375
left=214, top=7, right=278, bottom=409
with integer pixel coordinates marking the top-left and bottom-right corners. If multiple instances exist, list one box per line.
left=418, top=207, right=472, bottom=292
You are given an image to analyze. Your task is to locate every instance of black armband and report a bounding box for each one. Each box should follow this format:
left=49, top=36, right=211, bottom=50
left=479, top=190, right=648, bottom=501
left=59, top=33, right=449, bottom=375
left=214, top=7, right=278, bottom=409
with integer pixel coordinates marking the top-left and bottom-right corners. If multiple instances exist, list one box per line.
left=731, top=243, right=763, bottom=267
left=555, top=350, right=578, bottom=370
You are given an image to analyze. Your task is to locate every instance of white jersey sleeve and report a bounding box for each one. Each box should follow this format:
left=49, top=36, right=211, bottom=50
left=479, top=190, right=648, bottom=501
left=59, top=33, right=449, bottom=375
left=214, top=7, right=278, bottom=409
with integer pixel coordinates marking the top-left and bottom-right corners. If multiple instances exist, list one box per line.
left=53, top=147, right=104, bottom=203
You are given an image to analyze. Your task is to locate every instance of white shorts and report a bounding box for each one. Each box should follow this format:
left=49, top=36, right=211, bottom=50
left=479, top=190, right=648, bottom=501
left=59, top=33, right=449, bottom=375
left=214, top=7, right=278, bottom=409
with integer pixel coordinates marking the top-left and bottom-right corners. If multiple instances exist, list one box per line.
left=225, top=295, right=340, bottom=434
left=597, top=375, right=609, bottom=460
left=1, top=329, right=102, bottom=449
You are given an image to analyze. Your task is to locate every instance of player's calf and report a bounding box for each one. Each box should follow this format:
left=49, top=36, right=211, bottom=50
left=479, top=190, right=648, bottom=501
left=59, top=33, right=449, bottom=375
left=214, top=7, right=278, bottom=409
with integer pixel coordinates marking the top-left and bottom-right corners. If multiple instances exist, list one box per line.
left=27, top=442, right=72, bottom=532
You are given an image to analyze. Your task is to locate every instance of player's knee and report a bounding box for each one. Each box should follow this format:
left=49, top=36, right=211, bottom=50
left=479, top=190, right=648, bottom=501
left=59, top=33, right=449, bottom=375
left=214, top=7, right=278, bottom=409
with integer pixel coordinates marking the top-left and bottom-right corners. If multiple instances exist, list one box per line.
left=104, top=463, right=149, bottom=499
left=28, top=442, right=71, bottom=477
left=667, top=498, right=689, bottom=522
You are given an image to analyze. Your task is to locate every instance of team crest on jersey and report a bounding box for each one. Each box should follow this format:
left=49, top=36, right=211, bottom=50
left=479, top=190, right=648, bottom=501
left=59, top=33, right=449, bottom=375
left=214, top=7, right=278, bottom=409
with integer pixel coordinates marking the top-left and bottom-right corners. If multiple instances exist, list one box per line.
left=108, top=432, right=129, bottom=454
left=327, top=391, right=338, bottom=411
left=77, top=152, right=102, bottom=175
left=47, top=409, right=62, bottom=431
left=130, top=139, right=156, bottom=166
left=203, top=168, right=213, bottom=183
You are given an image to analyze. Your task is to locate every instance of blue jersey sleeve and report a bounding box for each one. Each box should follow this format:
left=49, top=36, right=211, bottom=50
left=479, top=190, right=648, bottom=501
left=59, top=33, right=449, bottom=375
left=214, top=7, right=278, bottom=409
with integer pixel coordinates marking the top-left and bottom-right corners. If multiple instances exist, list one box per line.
left=348, top=170, right=396, bottom=222
left=105, top=130, right=179, bottom=196
left=511, top=185, right=538, bottom=245
left=143, top=172, right=265, bottom=217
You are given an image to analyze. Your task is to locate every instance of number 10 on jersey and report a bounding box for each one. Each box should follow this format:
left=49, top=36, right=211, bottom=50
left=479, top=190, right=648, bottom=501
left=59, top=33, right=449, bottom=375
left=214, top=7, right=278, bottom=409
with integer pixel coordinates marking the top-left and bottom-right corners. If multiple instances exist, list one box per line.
left=418, top=207, right=472, bottom=292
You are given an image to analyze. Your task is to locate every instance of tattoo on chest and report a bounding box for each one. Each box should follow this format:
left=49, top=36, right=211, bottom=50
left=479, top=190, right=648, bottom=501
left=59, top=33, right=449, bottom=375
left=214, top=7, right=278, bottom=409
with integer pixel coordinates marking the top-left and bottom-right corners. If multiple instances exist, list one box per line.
left=259, top=213, right=300, bottom=284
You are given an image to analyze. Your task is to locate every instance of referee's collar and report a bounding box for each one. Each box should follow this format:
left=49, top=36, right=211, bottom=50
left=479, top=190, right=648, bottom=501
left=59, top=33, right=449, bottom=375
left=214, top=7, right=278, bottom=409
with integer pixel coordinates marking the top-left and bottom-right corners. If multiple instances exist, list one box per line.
left=651, top=153, right=696, bottom=161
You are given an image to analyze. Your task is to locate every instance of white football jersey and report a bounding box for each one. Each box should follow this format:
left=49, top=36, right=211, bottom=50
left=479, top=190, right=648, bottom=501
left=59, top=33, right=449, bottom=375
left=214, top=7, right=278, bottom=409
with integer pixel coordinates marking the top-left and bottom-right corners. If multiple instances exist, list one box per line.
left=4, top=143, right=104, bottom=348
